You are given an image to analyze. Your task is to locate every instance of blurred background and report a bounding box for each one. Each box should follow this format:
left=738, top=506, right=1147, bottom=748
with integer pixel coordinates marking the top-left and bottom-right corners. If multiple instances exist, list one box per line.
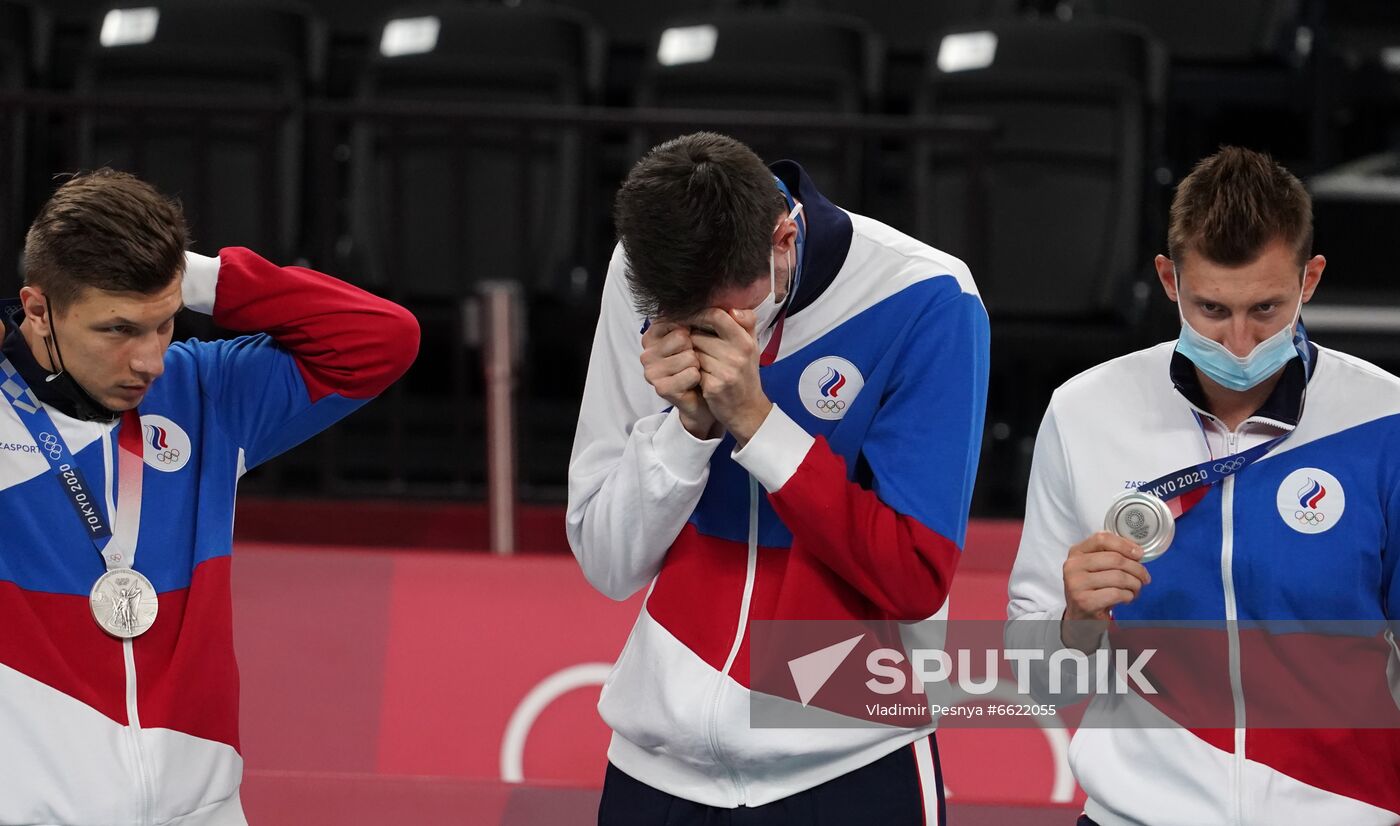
left=3, top=0, right=1398, bottom=822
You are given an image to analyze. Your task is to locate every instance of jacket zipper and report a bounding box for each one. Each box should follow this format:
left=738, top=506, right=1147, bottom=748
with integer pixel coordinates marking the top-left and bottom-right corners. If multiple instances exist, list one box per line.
left=705, top=475, right=761, bottom=804
left=103, top=425, right=154, bottom=825
left=1221, top=430, right=1246, bottom=826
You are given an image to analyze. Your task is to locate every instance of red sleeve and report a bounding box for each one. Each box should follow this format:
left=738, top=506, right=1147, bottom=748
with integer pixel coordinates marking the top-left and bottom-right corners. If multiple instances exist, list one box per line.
left=768, top=436, right=963, bottom=619
left=210, top=247, right=419, bottom=402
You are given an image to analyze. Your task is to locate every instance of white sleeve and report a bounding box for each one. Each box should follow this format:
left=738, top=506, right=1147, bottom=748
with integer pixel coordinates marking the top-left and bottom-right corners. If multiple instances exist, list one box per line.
left=1006, top=399, right=1098, bottom=700
left=565, top=244, right=722, bottom=600
left=181, top=250, right=220, bottom=314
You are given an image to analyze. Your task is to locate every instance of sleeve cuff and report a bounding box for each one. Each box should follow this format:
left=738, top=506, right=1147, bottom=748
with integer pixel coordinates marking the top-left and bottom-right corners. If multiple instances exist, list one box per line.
left=731, top=404, right=815, bottom=493
left=653, top=408, right=722, bottom=484
left=182, top=250, right=221, bottom=315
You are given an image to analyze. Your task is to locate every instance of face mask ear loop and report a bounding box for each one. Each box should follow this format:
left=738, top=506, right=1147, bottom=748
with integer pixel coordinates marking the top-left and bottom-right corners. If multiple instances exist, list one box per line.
left=42, top=305, right=67, bottom=382
left=769, top=248, right=778, bottom=306
left=786, top=245, right=795, bottom=306
left=1290, top=265, right=1307, bottom=335
left=1173, top=265, right=1187, bottom=325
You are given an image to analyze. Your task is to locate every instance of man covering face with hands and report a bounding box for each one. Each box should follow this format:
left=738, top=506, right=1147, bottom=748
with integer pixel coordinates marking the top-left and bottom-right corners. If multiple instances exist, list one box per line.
left=568, top=132, right=989, bottom=825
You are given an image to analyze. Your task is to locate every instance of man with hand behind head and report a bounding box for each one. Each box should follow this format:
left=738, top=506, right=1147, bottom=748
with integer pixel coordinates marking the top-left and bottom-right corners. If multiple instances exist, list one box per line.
left=0, top=169, right=418, bottom=824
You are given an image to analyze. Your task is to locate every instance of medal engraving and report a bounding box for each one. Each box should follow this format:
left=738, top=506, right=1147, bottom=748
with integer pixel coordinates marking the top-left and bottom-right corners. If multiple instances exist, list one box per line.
left=90, top=568, right=159, bottom=639
left=1105, top=490, right=1175, bottom=562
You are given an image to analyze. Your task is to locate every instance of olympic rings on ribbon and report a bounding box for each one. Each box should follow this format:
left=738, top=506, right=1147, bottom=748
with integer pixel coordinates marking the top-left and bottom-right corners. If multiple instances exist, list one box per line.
left=1213, top=457, right=1246, bottom=474
left=38, top=431, right=62, bottom=461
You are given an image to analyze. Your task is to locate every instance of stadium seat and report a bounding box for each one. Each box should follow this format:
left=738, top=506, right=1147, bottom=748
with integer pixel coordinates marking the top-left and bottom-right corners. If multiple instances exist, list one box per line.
left=790, top=0, right=1025, bottom=58
left=1310, top=0, right=1400, bottom=166
left=1079, top=0, right=1301, bottom=64
left=918, top=18, right=1164, bottom=320
left=917, top=18, right=1167, bottom=512
left=335, top=1, right=604, bottom=493
left=527, top=0, right=730, bottom=53
left=1070, top=0, right=1308, bottom=172
left=347, top=2, right=600, bottom=301
left=632, top=9, right=880, bottom=208
left=783, top=0, right=1030, bottom=228
left=0, top=0, right=46, bottom=297
left=73, top=0, right=323, bottom=262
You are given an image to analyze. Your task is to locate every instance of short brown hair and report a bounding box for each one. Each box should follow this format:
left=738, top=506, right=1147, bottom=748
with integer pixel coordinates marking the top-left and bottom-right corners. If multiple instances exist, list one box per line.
left=23, top=168, right=188, bottom=308
left=614, top=132, right=786, bottom=320
left=1168, top=147, right=1312, bottom=269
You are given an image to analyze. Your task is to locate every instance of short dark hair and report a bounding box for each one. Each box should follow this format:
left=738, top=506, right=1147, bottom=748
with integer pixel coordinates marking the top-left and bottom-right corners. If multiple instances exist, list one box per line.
left=1168, top=146, right=1313, bottom=269
left=23, top=168, right=189, bottom=308
left=614, top=132, right=786, bottom=320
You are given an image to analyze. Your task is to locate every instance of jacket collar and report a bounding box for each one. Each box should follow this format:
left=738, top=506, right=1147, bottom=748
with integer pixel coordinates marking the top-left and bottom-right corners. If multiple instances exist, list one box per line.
left=770, top=160, right=852, bottom=318
left=1169, top=323, right=1318, bottom=428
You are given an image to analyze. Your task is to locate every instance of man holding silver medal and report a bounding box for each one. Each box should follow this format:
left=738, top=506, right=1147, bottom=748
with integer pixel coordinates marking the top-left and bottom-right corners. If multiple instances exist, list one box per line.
left=0, top=169, right=418, bottom=823
left=1008, top=147, right=1400, bottom=823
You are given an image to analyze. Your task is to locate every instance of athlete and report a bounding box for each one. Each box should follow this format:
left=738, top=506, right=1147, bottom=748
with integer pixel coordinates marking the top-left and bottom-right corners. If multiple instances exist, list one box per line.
left=0, top=168, right=419, bottom=823
left=1008, top=147, right=1400, bottom=824
left=568, top=132, right=989, bottom=824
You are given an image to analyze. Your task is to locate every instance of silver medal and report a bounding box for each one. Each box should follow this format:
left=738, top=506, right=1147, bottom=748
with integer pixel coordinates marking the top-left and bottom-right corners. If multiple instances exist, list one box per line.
left=90, top=568, right=159, bottom=639
left=1104, top=490, right=1175, bottom=562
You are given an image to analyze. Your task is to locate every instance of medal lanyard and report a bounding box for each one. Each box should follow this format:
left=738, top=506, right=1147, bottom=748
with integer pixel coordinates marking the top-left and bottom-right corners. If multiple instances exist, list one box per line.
left=1135, top=425, right=1291, bottom=520
left=1, top=356, right=143, bottom=571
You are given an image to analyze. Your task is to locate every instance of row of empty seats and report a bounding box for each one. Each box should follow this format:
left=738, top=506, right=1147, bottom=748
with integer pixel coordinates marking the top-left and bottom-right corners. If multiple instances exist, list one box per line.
left=3, top=0, right=1399, bottom=514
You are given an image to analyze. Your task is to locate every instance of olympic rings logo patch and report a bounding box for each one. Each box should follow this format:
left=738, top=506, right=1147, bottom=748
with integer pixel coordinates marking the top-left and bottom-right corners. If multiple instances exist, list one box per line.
left=1275, top=468, right=1343, bottom=535
left=799, top=357, right=865, bottom=422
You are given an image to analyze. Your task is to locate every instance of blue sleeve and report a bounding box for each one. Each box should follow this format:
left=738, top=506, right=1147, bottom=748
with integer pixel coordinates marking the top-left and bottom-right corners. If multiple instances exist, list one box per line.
left=864, top=288, right=991, bottom=548
left=186, top=334, right=366, bottom=470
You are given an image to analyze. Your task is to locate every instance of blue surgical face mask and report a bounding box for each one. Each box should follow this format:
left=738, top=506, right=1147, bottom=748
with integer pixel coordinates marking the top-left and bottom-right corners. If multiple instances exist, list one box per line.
left=1173, top=265, right=1305, bottom=392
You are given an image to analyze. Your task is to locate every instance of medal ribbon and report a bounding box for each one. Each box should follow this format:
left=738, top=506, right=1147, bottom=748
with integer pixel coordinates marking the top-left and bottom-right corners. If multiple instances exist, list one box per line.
left=1, top=356, right=144, bottom=571
left=1135, top=431, right=1289, bottom=520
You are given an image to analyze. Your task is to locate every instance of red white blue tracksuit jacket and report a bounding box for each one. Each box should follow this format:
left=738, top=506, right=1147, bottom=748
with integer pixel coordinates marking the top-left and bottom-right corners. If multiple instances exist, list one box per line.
left=567, top=162, right=990, bottom=809
left=0, top=248, right=418, bottom=825
left=1008, top=340, right=1400, bottom=825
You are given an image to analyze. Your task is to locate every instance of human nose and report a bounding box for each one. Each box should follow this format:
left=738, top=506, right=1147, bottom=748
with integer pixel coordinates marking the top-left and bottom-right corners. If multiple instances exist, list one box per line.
left=130, top=334, right=166, bottom=380
left=1222, top=316, right=1259, bottom=359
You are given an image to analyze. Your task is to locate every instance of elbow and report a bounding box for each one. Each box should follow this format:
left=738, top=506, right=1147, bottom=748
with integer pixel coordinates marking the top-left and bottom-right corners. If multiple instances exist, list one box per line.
left=379, top=303, right=421, bottom=383
left=565, top=501, right=653, bottom=602
left=345, top=303, right=419, bottom=397
left=594, top=574, right=644, bottom=603
left=883, top=588, right=948, bottom=621
left=579, top=559, right=646, bottom=602
left=881, top=551, right=959, bottom=619
left=569, top=536, right=646, bottom=602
